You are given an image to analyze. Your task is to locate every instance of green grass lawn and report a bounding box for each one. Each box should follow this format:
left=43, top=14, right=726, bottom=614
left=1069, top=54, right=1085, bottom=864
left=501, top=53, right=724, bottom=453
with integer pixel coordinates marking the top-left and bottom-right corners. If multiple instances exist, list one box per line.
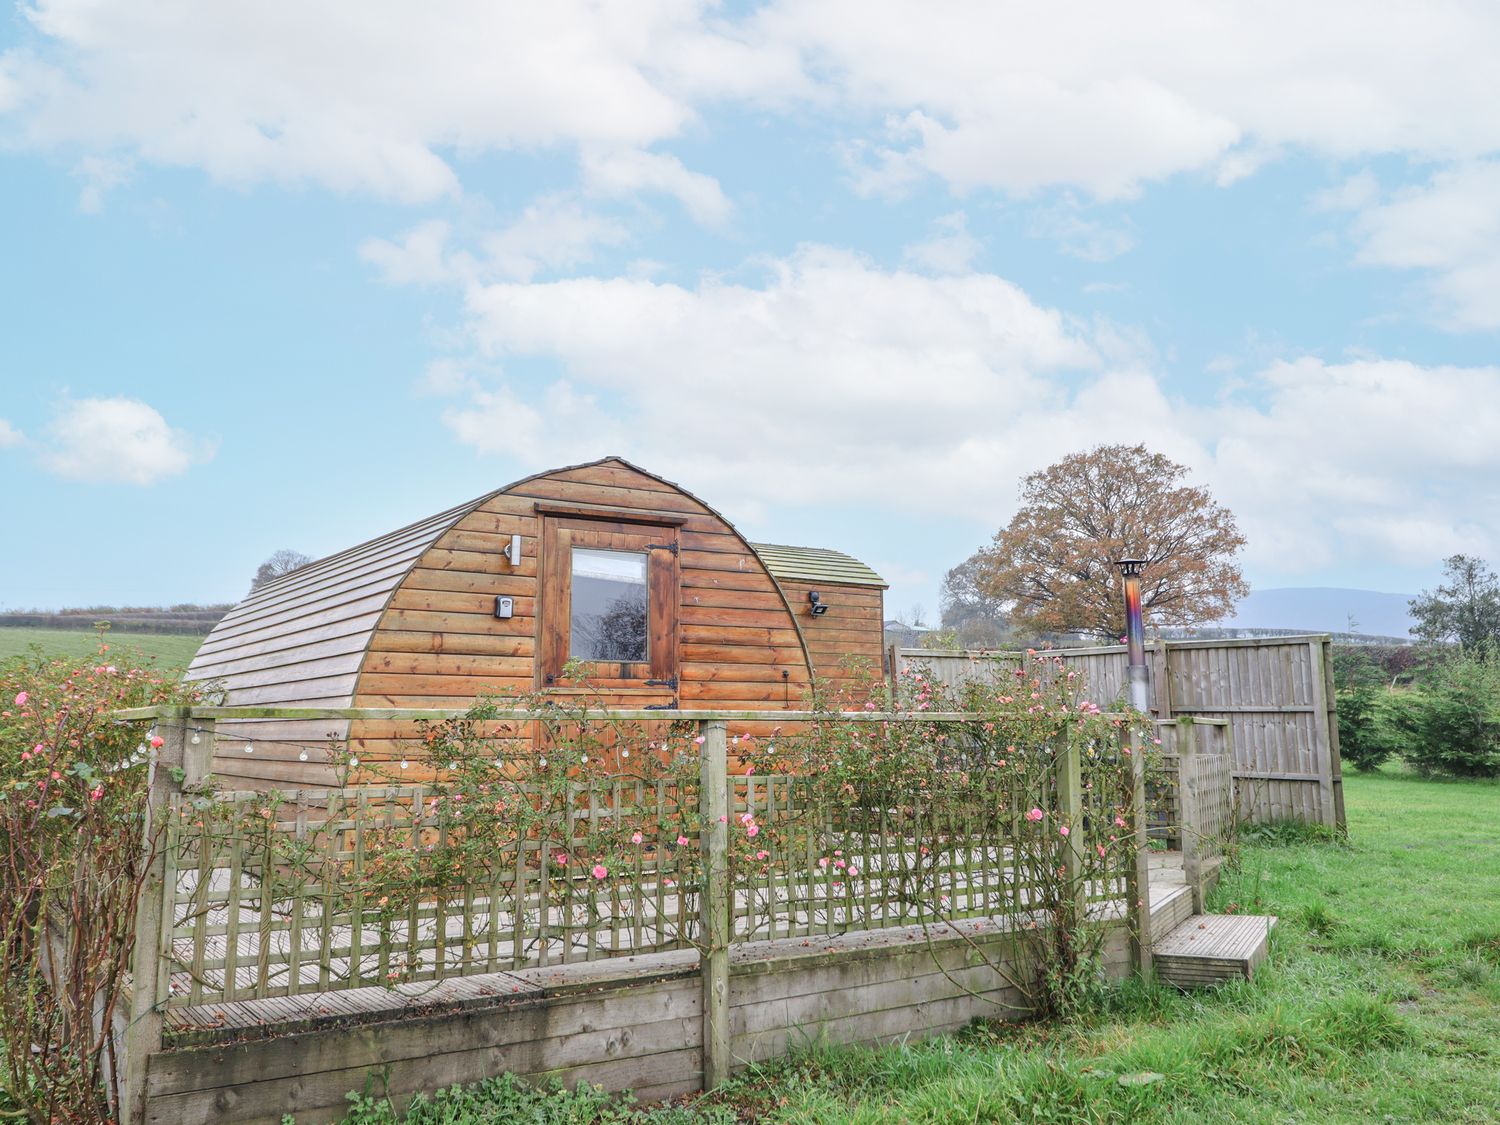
left=0, top=626, right=204, bottom=669
left=335, top=768, right=1500, bottom=1124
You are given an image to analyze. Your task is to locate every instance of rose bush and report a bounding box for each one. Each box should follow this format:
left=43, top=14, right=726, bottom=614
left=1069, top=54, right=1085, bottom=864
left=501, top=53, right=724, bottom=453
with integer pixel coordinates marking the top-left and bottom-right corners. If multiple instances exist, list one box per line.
left=1, top=641, right=203, bottom=1123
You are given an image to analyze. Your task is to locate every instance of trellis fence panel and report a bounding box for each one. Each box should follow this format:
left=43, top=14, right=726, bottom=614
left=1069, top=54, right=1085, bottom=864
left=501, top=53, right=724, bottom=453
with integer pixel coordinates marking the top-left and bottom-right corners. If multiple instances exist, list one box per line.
left=892, top=635, right=1343, bottom=829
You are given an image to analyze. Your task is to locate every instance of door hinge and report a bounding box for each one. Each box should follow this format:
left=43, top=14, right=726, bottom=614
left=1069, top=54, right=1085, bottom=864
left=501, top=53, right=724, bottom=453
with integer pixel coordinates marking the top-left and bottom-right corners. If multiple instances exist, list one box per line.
left=643, top=699, right=679, bottom=710
left=646, top=677, right=678, bottom=690
left=644, top=541, right=679, bottom=556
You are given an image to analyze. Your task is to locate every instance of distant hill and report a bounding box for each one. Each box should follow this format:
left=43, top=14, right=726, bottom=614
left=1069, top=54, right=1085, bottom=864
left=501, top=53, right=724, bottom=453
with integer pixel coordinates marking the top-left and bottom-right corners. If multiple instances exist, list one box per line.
left=1224, top=588, right=1415, bottom=639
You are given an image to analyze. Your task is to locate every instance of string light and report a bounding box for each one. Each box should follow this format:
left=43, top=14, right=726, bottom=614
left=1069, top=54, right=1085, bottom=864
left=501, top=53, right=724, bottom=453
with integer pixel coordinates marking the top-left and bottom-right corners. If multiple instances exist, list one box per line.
left=539, top=756, right=547, bottom=768
left=190, top=731, right=201, bottom=745
left=399, top=759, right=409, bottom=770
left=447, top=761, right=457, bottom=771
left=297, top=749, right=308, bottom=762
left=349, top=755, right=359, bottom=767
left=243, top=742, right=254, bottom=754
left=621, top=749, right=629, bottom=759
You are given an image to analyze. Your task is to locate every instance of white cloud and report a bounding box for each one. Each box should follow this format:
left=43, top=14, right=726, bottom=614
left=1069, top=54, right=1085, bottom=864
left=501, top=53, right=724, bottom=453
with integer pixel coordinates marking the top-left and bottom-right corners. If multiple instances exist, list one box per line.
left=7, top=1, right=1497, bottom=209
left=38, top=397, right=214, bottom=484
left=0, top=1, right=790, bottom=204
left=902, top=212, right=979, bottom=275
left=760, top=0, right=1500, bottom=199
left=363, top=199, right=631, bottom=288
left=443, top=245, right=1166, bottom=522
left=1207, top=358, right=1500, bottom=569
left=0, top=418, right=23, bottom=447
left=1027, top=200, right=1136, bottom=262
left=580, top=148, right=732, bottom=226
left=1343, top=162, right=1500, bottom=330
left=481, top=197, right=631, bottom=281
left=400, top=247, right=1500, bottom=586
left=360, top=220, right=460, bottom=287
left=72, top=153, right=130, bottom=212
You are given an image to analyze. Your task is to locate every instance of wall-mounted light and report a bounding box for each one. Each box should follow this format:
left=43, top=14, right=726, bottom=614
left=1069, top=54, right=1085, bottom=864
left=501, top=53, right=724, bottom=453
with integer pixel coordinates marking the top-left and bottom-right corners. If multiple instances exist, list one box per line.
left=502, top=534, right=521, bottom=567
left=808, top=590, right=829, bottom=616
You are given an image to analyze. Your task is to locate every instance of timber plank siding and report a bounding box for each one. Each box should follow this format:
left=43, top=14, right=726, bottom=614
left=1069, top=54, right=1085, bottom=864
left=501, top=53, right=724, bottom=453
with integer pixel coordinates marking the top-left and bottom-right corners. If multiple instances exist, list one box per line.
left=185, top=457, right=889, bottom=787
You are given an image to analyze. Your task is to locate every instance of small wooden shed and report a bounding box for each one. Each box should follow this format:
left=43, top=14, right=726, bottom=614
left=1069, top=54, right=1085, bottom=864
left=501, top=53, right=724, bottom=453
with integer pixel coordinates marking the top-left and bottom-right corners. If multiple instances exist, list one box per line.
left=186, top=457, right=887, bottom=788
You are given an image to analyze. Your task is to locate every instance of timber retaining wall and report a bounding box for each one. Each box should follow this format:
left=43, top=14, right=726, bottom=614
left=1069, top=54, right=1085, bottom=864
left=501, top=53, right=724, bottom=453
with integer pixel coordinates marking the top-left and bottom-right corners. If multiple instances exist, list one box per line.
left=143, top=913, right=1142, bottom=1124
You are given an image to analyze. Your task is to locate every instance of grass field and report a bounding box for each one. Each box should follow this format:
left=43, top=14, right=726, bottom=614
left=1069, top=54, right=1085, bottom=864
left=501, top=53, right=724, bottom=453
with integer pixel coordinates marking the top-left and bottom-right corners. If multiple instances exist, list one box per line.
left=334, top=768, right=1500, bottom=1124
left=0, top=626, right=204, bottom=669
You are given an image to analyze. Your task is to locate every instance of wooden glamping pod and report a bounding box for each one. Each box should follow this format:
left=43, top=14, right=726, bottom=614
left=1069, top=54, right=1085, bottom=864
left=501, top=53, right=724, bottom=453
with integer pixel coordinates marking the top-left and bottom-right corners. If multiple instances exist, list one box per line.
left=186, top=457, right=888, bottom=789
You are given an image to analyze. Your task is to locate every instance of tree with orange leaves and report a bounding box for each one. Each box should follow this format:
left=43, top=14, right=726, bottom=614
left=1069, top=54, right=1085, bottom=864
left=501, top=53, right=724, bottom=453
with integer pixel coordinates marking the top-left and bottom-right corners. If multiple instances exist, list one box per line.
left=975, top=444, right=1248, bottom=641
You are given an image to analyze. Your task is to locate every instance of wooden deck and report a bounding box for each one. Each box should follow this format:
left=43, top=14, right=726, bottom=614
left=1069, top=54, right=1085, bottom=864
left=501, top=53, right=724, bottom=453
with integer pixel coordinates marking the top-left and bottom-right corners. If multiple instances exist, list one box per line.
left=1153, top=912, right=1277, bottom=988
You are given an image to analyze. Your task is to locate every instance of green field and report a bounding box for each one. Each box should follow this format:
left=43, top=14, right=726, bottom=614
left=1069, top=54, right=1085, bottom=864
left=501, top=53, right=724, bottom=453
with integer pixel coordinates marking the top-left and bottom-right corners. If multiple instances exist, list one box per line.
left=333, top=768, right=1500, bottom=1124
left=0, top=626, right=204, bottom=669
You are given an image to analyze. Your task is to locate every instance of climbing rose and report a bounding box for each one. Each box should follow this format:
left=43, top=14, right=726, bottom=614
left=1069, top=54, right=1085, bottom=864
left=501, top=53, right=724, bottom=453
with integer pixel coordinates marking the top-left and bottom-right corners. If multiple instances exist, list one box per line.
left=677, top=835, right=690, bottom=846
left=149, top=735, right=165, bottom=749
left=747, top=824, right=759, bottom=838
left=631, top=831, right=643, bottom=845
left=1026, top=807, right=1044, bottom=822
left=1058, top=826, right=1070, bottom=837
left=591, top=864, right=608, bottom=880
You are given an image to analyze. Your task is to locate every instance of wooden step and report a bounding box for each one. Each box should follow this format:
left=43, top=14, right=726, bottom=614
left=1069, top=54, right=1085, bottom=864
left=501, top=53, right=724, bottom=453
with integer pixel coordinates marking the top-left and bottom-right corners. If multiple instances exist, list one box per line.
left=1153, top=913, right=1276, bottom=989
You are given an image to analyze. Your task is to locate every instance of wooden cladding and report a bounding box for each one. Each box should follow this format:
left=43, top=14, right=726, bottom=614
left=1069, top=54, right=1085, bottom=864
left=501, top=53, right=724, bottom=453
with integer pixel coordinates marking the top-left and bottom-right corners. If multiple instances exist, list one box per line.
left=193, top=457, right=899, bottom=785
left=341, top=459, right=820, bottom=769
left=532, top=499, right=690, bottom=526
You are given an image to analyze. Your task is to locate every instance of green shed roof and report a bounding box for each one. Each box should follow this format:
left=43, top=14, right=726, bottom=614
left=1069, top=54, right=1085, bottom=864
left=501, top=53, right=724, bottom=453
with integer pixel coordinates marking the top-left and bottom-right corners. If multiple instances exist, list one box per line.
left=751, top=543, right=887, bottom=589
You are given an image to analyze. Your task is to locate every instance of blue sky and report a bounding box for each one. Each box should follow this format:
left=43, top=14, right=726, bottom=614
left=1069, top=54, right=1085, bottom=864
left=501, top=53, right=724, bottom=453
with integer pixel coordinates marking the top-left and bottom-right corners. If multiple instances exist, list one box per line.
left=2, top=1, right=1499, bottom=618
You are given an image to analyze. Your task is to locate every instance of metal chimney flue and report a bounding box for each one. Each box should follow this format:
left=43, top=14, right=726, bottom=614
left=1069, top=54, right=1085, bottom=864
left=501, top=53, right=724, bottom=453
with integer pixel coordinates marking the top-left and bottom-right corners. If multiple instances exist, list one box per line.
left=1116, top=559, right=1150, bottom=714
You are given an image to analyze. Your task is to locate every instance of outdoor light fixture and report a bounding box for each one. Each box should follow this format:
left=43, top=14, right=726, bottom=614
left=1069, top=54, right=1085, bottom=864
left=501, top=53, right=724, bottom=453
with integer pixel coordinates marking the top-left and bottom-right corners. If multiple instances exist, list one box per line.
left=502, top=534, right=522, bottom=567
left=808, top=590, right=829, bottom=616
left=1115, top=558, right=1150, bottom=713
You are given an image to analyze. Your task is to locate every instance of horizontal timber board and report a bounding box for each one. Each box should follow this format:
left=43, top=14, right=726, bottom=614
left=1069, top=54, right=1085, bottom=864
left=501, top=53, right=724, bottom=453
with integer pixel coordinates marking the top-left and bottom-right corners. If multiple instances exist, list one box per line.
left=367, top=631, right=536, bottom=657
left=148, top=975, right=698, bottom=1093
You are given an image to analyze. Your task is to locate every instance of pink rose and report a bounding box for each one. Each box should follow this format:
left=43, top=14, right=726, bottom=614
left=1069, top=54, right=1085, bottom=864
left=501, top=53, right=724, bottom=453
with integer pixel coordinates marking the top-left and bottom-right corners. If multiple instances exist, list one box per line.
left=14, top=692, right=27, bottom=707
left=149, top=735, right=165, bottom=749
left=591, top=864, right=608, bottom=880
left=1058, top=826, right=1070, bottom=837
left=631, top=831, right=643, bottom=844
left=747, top=824, right=760, bottom=837
left=677, top=835, right=690, bottom=847
left=847, top=865, right=859, bottom=877
left=1026, top=808, right=1044, bottom=822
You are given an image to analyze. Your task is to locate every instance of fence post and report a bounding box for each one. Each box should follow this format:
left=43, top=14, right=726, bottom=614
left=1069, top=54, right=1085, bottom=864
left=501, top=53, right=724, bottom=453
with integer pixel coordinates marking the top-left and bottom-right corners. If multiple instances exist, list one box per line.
left=697, top=719, right=730, bottom=1090
left=1177, top=716, right=1204, bottom=914
left=1125, top=723, right=1154, bottom=978
left=1054, top=730, right=1085, bottom=929
left=122, top=708, right=210, bottom=1125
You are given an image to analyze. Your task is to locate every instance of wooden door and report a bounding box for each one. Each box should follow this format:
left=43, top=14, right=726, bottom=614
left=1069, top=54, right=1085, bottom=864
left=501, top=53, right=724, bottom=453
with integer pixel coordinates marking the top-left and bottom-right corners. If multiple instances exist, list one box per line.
left=537, top=516, right=680, bottom=706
